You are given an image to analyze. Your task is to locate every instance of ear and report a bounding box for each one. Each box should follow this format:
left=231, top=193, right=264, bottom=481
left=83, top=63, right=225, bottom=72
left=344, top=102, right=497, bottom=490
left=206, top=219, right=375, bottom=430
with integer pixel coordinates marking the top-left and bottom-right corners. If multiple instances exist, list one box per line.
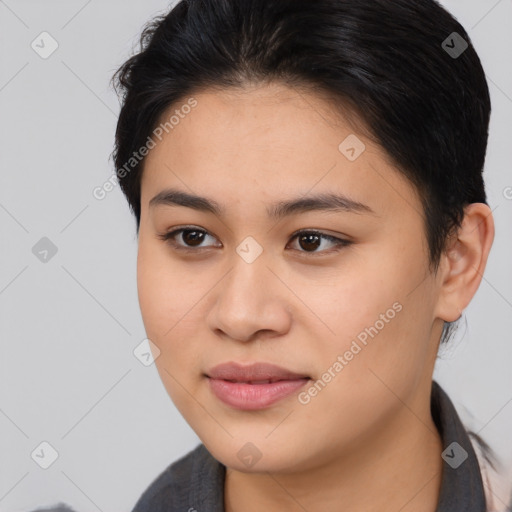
left=434, top=203, right=495, bottom=322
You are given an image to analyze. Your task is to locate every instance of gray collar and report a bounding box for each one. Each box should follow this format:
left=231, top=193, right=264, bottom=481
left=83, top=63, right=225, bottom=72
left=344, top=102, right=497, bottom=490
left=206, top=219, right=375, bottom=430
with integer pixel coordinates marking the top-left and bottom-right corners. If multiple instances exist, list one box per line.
left=432, top=380, right=486, bottom=511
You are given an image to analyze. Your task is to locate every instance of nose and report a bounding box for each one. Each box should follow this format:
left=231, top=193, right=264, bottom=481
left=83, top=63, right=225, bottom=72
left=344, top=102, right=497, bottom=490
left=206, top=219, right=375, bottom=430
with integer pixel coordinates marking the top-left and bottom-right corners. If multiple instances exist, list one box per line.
left=206, top=250, right=292, bottom=343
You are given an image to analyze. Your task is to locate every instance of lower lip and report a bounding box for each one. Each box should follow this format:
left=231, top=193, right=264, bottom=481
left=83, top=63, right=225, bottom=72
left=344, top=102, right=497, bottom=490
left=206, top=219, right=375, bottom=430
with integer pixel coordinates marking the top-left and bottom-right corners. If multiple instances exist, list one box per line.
left=207, top=377, right=310, bottom=410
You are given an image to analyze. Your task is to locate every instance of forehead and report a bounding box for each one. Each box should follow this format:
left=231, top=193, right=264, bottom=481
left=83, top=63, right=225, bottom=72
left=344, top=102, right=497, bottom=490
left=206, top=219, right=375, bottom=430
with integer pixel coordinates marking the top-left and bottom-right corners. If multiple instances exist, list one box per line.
left=140, top=82, right=422, bottom=221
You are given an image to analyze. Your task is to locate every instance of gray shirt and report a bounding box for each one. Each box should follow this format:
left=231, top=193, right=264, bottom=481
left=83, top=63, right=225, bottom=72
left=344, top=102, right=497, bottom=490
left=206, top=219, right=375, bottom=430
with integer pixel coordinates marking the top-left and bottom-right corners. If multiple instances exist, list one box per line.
left=131, top=381, right=487, bottom=512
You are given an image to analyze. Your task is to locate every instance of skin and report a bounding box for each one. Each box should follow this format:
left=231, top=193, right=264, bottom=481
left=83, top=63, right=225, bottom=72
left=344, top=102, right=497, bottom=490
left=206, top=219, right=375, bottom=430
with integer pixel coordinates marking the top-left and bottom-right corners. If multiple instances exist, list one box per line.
left=136, top=82, right=494, bottom=512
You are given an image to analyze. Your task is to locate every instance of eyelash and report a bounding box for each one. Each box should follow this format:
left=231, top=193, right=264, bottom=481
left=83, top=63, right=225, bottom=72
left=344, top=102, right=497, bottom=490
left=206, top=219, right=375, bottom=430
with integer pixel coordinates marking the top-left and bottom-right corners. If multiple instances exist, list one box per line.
left=156, top=226, right=352, bottom=256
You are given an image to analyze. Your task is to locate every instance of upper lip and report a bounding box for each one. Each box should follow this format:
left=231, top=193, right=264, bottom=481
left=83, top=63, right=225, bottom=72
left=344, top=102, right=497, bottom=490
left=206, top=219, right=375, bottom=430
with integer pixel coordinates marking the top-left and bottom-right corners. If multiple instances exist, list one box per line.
left=206, top=362, right=310, bottom=382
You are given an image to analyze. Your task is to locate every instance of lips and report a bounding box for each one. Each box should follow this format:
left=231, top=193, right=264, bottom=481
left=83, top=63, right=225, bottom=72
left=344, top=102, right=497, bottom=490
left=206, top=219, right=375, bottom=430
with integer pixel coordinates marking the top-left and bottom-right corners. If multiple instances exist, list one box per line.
left=205, top=361, right=310, bottom=383
left=205, top=361, right=311, bottom=410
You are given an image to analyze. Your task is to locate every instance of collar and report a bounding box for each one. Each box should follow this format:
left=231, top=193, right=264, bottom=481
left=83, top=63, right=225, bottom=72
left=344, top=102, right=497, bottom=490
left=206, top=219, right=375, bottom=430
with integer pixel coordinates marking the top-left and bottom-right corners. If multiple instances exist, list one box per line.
left=432, top=380, right=487, bottom=511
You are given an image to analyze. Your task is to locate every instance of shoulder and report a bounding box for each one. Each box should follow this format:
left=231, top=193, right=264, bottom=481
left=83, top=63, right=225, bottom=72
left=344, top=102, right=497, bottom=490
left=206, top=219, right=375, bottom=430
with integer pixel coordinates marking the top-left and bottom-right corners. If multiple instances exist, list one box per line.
left=131, top=443, right=224, bottom=512
left=469, top=433, right=512, bottom=512
left=433, top=381, right=511, bottom=512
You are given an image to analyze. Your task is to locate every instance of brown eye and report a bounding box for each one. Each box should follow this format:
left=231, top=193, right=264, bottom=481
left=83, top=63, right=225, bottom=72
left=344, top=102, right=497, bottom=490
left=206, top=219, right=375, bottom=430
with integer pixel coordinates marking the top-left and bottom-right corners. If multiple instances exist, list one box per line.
left=288, top=230, right=351, bottom=254
left=298, top=233, right=322, bottom=252
left=180, top=229, right=206, bottom=247
left=157, top=227, right=220, bottom=251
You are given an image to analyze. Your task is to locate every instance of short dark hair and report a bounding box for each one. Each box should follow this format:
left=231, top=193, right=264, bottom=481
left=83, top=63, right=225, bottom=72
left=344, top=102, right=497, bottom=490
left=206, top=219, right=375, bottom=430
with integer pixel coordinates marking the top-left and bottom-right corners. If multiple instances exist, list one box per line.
left=111, top=0, right=491, bottom=343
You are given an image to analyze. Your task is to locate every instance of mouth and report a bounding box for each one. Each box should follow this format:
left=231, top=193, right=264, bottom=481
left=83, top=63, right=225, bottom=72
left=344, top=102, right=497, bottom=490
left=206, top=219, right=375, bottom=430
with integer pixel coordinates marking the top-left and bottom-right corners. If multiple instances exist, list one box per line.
left=205, top=361, right=310, bottom=382
left=204, top=361, right=311, bottom=410
left=218, top=378, right=303, bottom=384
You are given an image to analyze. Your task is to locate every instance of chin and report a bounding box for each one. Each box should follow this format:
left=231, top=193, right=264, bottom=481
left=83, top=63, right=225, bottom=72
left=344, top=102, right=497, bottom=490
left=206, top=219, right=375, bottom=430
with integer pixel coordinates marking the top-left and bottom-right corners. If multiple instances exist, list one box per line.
left=205, top=436, right=307, bottom=474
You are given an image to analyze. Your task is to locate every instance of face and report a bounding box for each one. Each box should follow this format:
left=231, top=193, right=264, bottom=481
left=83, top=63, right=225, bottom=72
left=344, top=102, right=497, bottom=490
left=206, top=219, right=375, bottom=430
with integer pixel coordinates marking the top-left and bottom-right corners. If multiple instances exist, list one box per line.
left=137, top=82, right=445, bottom=473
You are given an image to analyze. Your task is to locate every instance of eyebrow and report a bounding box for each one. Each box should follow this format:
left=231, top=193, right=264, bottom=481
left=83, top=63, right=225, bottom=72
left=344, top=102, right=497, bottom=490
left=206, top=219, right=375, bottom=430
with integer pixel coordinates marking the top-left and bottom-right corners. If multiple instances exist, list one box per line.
left=149, top=188, right=376, bottom=219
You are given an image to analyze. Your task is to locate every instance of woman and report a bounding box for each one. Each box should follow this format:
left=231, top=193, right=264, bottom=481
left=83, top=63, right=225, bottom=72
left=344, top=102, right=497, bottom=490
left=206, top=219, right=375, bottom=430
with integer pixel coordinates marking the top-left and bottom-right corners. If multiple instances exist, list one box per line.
left=110, top=0, right=507, bottom=510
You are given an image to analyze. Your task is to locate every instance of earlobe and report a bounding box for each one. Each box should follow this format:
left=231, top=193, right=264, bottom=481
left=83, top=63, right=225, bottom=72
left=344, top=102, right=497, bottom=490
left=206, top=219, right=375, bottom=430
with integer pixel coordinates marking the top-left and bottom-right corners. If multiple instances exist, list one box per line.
left=435, top=203, right=495, bottom=323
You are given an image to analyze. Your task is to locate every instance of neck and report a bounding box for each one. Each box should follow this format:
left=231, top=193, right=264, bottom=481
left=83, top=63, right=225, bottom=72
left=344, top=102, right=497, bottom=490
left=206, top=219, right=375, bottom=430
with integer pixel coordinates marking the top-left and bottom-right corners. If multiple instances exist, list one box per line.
left=224, top=394, right=443, bottom=512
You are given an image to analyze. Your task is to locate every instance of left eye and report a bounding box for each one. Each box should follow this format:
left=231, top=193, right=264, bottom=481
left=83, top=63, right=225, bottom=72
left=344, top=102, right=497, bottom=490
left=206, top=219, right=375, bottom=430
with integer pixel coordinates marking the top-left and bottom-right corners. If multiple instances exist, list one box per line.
left=157, top=227, right=350, bottom=254
left=288, top=231, right=350, bottom=254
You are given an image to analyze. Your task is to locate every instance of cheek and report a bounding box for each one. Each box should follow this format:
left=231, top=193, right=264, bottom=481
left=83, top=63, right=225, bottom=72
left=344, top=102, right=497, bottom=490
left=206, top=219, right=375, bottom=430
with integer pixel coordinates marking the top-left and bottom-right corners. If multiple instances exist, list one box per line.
left=137, top=242, right=170, bottom=337
left=309, top=247, right=432, bottom=378
left=137, top=244, right=204, bottom=413
left=308, top=256, right=402, bottom=337
left=136, top=238, right=208, bottom=375
left=137, top=237, right=195, bottom=332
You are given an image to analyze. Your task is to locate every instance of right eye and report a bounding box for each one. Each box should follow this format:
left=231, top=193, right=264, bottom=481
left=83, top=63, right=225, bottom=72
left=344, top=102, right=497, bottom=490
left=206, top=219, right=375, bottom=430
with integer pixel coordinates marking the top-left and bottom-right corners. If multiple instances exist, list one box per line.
left=157, top=226, right=222, bottom=253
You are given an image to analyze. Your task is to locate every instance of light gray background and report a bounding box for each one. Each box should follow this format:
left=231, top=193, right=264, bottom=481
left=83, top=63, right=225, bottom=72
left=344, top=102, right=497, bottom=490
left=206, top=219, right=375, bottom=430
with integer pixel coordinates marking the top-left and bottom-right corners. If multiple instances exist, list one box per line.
left=0, top=1, right=511, bottom=511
